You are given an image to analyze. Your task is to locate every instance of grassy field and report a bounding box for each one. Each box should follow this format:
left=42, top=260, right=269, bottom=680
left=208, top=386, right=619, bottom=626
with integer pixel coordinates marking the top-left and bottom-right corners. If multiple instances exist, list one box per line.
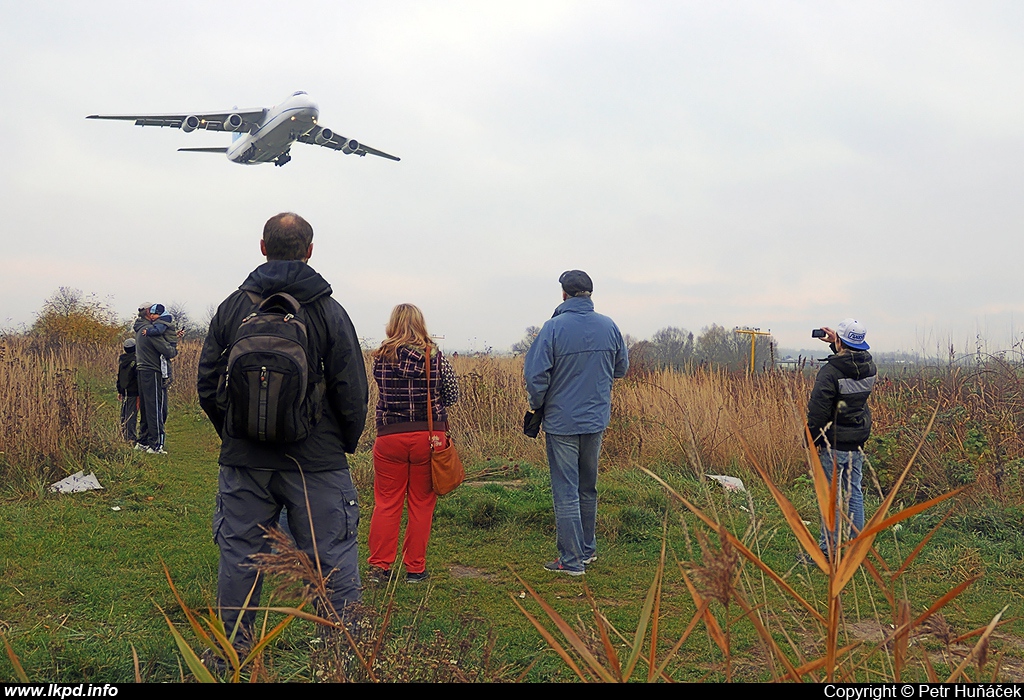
left=2, top=345, right=1024, bottom=682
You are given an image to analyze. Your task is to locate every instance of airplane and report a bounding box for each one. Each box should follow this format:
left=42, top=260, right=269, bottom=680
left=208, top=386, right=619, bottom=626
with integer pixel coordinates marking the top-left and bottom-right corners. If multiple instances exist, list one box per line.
left=86, top=91, right=399, bottom=167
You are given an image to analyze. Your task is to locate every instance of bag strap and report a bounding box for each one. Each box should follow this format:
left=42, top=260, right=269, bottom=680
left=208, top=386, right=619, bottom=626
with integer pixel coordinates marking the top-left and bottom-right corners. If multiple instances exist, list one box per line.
left=425, top=345, right=435, bottom=450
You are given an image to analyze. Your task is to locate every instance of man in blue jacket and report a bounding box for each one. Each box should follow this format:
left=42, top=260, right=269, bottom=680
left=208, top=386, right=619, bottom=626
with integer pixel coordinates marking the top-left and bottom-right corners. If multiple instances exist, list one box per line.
left=524, top=270, right=628, bottom=575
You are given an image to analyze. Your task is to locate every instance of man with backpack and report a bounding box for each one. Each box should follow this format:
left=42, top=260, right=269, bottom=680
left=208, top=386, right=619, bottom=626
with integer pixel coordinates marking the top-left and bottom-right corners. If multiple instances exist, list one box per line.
left=197, top=212, right=368, bottom=642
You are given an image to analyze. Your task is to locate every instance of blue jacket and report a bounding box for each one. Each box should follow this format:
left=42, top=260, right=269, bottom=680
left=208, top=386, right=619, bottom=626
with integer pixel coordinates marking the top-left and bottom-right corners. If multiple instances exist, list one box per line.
left=524, top=296, right=629, bottom=435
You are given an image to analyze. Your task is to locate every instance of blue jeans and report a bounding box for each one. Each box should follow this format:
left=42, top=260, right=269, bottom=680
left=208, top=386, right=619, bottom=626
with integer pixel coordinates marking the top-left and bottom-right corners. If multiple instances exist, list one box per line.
left=545, top=432, right=603, bottom=572
left=818, top=447, right=864, bottom=554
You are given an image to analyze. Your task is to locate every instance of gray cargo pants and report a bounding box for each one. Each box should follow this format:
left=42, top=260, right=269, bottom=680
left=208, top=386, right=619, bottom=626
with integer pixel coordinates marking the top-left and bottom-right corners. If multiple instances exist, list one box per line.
left=214, top=465, right=361, bottom=637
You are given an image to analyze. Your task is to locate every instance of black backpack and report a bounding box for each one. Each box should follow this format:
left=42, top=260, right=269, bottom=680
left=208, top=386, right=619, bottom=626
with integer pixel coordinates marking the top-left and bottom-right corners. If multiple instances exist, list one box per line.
left=217, top=292, right=324, bottom=443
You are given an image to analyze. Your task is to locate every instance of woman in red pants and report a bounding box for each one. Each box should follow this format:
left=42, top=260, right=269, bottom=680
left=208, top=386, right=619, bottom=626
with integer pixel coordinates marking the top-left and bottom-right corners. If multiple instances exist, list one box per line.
left=367, top=304, right=459, bottom=583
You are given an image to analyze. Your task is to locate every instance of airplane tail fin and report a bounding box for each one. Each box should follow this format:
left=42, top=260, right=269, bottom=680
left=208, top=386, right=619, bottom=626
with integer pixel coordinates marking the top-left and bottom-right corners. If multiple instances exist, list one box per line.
left=178, top=147, right=229, bottom=153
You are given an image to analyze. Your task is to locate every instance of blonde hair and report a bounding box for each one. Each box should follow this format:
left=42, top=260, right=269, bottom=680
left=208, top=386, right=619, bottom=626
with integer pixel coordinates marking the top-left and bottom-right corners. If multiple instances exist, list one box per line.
left=373, top=303, right=436, bottom=361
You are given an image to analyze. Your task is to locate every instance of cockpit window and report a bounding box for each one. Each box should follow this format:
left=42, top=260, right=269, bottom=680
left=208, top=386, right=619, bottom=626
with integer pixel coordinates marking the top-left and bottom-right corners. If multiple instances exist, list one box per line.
left=292, top=91, right=307, bottom=96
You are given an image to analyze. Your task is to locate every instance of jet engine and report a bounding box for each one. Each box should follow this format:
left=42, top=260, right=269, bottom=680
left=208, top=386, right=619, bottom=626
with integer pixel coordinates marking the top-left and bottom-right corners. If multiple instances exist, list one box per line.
left=222, top=114, right=243, bottom=131
left=314, top=128, right=334, bottom=145
left=181, top=115, right=200, bottom=133
left=341, top=139, right=360, bottom=155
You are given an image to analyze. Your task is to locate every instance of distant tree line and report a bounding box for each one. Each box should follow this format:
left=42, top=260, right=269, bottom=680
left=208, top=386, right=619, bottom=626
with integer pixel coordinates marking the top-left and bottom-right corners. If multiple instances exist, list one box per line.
left=511, top=323, right=775, bottom=373
left=17, top=288, right=212, bottom=348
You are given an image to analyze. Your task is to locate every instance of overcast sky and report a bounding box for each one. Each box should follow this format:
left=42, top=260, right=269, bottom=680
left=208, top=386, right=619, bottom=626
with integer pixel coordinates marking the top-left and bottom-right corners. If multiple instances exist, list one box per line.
left=2, top=1, right=1023, bottom=354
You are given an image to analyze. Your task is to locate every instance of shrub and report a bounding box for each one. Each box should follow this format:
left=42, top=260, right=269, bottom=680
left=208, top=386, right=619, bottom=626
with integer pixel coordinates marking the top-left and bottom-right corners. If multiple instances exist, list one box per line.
left=31, top=287, right=123, bottom=348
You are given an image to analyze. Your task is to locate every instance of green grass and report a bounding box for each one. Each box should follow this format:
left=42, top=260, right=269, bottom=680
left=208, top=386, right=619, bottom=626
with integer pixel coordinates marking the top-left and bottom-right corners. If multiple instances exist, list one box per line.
left=2, top=395, right=1024, bottom=682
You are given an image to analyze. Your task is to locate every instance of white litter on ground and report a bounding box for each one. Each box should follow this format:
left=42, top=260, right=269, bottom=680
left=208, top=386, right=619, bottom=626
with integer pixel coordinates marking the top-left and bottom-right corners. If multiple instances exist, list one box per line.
left=49, top=471, right=103, bottom=494
left=707, top=474, right=746, bottom=493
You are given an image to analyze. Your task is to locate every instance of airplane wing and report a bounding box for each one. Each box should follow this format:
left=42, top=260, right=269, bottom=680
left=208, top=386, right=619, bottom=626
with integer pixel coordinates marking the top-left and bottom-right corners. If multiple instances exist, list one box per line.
left=86, top=108, right=266, bottom=132
left=297, top=125, right=400, bottom=161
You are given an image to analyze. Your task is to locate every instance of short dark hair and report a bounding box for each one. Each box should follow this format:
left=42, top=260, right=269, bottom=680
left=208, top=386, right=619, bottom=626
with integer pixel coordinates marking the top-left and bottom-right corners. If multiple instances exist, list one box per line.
left=263, top=213, right=314, bottom=260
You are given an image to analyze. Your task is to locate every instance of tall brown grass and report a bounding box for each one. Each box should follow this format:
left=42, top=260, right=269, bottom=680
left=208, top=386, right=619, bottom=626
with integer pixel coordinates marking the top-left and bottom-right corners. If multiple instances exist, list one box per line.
left=146, top=345, right=1024, bottom=503
left=0, top=336, right=120, bottom=492
left=519, top=413, right=1010, bottom=682
left=9, top=333, right=1024, bottom=506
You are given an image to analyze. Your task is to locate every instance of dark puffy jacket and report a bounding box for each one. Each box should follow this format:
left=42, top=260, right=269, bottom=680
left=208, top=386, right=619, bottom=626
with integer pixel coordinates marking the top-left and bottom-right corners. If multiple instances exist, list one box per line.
left=807, top=349, right=876, bottom=451
left=116, top=351, right=138, bottom=396
left=196, top=261, right=368, bottom=472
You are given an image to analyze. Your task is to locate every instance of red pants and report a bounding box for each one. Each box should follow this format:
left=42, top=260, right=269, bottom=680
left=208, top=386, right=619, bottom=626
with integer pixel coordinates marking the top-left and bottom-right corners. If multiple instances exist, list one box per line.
left=367, top=431, right=437, bottom=574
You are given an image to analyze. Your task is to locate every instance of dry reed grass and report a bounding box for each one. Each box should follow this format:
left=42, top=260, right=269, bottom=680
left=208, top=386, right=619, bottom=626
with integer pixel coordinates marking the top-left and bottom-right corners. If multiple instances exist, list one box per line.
left=0, top=336, right=120, bottom=490
left=11, top=332, right=1024, bottom=506
left=519, top=412, right=1013, bottom=682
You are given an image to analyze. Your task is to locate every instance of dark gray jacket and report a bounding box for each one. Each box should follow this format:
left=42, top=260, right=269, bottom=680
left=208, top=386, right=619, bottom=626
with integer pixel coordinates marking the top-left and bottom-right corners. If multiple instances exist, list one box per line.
left=196, top=261, right=368, bottom=472
left=134, top=317, right=178, bottom=372
left=807, top=349, right=876, bottom=451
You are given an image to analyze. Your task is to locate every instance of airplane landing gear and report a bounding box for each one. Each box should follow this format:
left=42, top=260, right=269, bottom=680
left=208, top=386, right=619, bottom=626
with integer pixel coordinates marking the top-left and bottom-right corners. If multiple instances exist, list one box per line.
left=274, top=151, right=292, bottom=167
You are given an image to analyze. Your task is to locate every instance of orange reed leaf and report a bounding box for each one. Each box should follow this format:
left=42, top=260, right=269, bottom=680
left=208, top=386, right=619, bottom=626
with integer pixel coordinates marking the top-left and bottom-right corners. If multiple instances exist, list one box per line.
left=240, top=614, right=295, bottom=669
left=131, top=643, right=142, bottom=684
left=644, top=466, right=826, bottom=624
left=733, top=592, right=800, bottom=682
left=857, top=487, right=966, bottom=543
left=946, top=606, right=1007, bottom=682
left=512, top=572, right=618, bottom=683
left=782, top=641, right=862, bottom=681
left=2, top=633, right=28, bottom=683
left=160, top=559, right=218, bottom=653
left=736, top=427, right=828, bottom=572
left=912, top=577, right=980, bottom=631
left=833, top=408, right=942, bottom=592
left=261, top=606, right=376, bottom=681
left=891, top=508, right=953, bottom=582
left=584, top=583, right=622, bottom=681
left=861, top=557, right=895, bottom=606
left=509, top=593, right=589, bottom=682
left=157, top=604, right=217, bottom=683
left=894, top=599, right=911, bottom=681
left=203, top=609, right=241, bottom=673
left=646, top=526, right=667, bottom=682
left=653, top=599, right=711, bottom=680
left=952, top=617, right=1019, bottom=645
left=920, top=645, right=939, bottom=682
left=679, top=565, right=728, bottom=654
left=805, top=425, right=837, bottom=533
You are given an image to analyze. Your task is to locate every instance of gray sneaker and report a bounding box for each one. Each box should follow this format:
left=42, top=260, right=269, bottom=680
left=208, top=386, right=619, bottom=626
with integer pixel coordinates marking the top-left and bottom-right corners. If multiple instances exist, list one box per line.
left=583, top=554, right=598, bottom=565
left=543, top=559, right=584, bottom=576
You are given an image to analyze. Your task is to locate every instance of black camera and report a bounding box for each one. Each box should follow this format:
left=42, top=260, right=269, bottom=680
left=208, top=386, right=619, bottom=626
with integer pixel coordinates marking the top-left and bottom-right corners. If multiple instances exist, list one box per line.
left=811, top=329, right=827, bottom=338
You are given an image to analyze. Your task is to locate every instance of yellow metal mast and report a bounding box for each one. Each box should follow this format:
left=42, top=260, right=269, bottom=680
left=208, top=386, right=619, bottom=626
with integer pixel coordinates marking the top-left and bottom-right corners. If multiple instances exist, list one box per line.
left=734, top=327, right=772, bottom=375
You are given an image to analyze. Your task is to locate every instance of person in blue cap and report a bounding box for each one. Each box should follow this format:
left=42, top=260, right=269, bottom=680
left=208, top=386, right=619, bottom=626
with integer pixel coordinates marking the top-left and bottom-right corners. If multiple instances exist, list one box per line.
left=807, top=318, right=876, bottom=558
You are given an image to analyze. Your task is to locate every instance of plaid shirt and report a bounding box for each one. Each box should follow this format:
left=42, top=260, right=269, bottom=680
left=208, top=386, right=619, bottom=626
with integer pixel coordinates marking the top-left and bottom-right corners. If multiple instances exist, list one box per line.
left=374, top=345, right=459, bottom=431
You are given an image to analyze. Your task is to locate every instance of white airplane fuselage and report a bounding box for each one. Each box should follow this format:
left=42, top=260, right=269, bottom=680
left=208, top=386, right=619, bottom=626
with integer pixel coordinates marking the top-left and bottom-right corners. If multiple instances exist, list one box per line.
left=226, top=93, right=319, bottom=165
left=87, top=91, right=399, bottom=165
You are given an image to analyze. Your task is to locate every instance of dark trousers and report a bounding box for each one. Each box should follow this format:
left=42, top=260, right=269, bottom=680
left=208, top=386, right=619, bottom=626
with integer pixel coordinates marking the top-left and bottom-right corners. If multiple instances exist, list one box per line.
left=120, top=394, right=138, bottom=442
left=214, top=466, right=362, bottom=636
left=137, top=370, right=165, bottom=449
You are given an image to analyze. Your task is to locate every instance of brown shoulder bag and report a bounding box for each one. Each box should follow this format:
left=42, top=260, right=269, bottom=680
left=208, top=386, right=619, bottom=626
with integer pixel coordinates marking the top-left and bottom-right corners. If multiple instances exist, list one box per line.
left=425, top=346, right=464, bottom=496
